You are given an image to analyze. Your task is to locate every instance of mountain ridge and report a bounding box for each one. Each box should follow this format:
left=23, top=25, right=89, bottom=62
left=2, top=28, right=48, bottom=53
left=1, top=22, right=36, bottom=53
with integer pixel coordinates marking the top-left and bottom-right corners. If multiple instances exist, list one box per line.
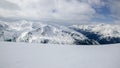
left=70, top=23, right=120, bottom=44
left=0, top=20, right=120, bottom=45
left=0, top=20, right=98, bottom=45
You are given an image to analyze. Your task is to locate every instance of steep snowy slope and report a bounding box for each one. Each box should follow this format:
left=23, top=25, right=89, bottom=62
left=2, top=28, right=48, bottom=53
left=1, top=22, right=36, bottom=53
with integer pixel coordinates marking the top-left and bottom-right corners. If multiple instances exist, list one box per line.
left=0, top=20, right=98, bottom=45
left=70, top=24, right=120, bottom=44
left=0, top=42, right=120, bottom=68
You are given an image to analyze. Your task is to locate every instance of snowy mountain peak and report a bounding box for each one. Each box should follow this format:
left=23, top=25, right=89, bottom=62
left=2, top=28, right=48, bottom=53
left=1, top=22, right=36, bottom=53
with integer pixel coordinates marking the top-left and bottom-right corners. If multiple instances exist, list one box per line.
left=1, top=20, right=120, bottom=45
left=0, top=20, right=98, bottom=45
left=70, top=24, right=120, bottom=44
left=71, top=24, right=120, bottom=38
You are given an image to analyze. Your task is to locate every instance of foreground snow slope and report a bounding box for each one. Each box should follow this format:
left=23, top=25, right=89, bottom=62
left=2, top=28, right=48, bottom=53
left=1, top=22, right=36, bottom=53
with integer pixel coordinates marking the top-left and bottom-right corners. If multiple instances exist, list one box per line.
left=0, top=42, right=120, bottom=68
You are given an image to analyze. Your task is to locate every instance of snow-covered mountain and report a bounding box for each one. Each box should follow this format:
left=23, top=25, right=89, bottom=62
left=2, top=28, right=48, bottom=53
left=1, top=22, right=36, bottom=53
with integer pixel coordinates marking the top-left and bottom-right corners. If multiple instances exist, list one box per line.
left=70, top=23, right=120, bottom=44
left=0, top=20, right=120, bottom=45
left=0, top=20, right=98, bottom=45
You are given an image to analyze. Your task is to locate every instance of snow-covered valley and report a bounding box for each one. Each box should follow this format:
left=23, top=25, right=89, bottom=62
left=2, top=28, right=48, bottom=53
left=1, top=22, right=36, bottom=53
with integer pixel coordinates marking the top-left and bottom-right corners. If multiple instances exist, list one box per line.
left=0, top=42, right=120, bottom=68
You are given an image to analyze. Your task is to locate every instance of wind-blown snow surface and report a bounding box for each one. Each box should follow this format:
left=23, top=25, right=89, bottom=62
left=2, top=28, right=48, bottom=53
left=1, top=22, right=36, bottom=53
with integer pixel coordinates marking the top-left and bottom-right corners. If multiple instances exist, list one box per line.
left=0, top=42, right=120, bottom=68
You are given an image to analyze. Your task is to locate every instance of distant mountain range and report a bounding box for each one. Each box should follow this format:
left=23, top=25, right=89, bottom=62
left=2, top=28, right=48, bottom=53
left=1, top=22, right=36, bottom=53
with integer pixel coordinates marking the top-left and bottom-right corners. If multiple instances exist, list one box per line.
left=70, top=24, right=120, bottom=45
left=0, top=20, right=120, bottom=45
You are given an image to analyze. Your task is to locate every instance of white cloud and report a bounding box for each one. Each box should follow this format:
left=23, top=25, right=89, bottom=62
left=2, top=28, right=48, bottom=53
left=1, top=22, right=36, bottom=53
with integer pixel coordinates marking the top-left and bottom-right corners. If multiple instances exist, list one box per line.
left=0, top=0, right=20, bottom=18
left=0, top=0, right=96, bottom=22
left=1, top=0, right=119, bottom=24
left=0, top=0, right=19, bottom=10
left=87, top=0, right=105, bottom=7
left=108, top=0, right=120, bottom=20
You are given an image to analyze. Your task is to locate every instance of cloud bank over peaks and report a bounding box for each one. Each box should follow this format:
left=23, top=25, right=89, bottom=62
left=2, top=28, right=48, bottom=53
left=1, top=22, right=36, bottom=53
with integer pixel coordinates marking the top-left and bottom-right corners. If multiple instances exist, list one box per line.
left=0, top=0, right=119, bottom=24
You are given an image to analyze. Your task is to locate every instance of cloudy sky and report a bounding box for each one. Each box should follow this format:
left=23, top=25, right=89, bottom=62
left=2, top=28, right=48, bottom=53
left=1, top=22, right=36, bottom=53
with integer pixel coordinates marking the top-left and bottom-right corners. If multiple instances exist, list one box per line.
left=0, top=0, right=120, bottom=24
